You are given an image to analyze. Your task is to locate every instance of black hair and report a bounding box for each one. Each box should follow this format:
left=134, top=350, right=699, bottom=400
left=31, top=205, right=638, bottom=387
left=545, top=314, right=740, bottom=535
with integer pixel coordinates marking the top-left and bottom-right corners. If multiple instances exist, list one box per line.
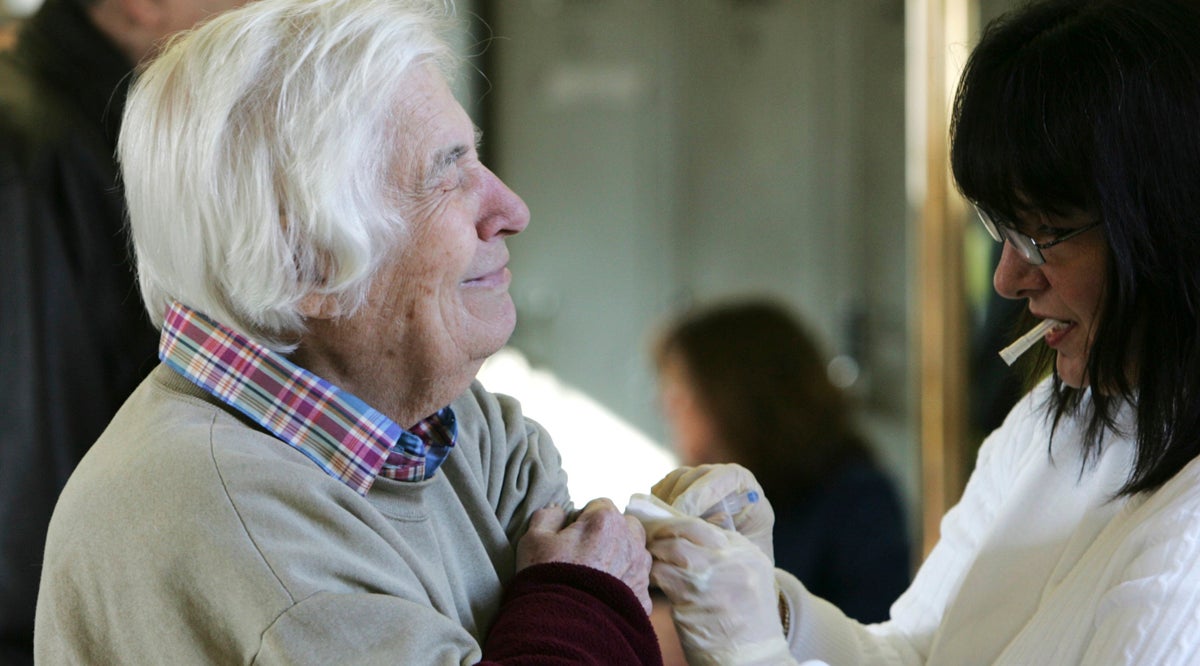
left=951, top=0, right=1200, bottom=495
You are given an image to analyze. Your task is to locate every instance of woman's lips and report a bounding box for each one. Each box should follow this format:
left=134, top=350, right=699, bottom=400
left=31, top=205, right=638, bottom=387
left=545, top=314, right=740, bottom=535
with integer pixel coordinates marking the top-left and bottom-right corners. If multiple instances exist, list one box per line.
left=1043, top=320, right=1074, bottom=347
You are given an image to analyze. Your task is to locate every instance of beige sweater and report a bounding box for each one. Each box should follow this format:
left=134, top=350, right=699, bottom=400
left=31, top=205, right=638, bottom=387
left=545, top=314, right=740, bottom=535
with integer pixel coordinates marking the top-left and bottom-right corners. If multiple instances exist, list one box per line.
left=35, top=365, right=572, bottom=665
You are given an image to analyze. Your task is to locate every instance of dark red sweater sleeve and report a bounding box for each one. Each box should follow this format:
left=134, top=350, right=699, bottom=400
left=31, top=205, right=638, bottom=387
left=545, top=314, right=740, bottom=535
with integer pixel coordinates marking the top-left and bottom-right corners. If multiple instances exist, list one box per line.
left=479, top=562, right=664, bottom=665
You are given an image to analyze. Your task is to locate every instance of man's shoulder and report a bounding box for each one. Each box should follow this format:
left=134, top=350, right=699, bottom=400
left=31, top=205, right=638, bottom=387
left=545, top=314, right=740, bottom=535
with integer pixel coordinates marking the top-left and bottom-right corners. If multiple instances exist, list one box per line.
left=452, top=380, right=525, bottom=429
left=96, top=366, right=311, bottom=478
left=60, top=366, right=358, bottom=552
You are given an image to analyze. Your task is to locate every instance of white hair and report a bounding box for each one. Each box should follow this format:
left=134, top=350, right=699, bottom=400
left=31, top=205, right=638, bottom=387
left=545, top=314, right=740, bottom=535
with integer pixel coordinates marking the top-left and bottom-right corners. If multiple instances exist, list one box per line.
left=120, top=0, right=458, bottom=350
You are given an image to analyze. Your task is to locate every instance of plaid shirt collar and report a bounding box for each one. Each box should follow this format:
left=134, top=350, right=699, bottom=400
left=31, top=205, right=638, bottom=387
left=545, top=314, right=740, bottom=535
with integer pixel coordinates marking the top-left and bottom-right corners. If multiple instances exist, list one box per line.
left=158, top=301, right=456, bottom=495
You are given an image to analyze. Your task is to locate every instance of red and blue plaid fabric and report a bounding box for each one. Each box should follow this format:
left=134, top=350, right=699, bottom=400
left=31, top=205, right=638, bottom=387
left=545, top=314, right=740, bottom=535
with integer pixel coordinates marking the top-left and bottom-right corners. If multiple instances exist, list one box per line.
left=159, top=301, right=456, bottom=494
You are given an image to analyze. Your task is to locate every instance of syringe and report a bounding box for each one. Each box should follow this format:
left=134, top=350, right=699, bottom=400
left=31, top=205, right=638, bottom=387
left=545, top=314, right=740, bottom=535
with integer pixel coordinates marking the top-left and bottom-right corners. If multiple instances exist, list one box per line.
left=698, top=489, right=760, bottom=530
left=999, top=319, right=1062, bottom=366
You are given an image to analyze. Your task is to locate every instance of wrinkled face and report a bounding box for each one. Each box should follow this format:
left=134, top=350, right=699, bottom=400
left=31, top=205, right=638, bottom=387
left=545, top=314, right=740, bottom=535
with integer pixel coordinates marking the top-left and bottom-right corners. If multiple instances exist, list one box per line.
left=353, top=65, right=530, bottom=407
left=992, top=208, right=1108, bottom=388
left=657, top=352, right=728, bottom=465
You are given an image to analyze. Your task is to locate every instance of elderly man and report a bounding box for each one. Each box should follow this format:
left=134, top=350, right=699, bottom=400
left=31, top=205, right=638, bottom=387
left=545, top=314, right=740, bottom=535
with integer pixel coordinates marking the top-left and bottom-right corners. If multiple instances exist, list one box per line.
left=33, top=0, right=659, bottom=663
left=0, top=0, right=244, bottom=661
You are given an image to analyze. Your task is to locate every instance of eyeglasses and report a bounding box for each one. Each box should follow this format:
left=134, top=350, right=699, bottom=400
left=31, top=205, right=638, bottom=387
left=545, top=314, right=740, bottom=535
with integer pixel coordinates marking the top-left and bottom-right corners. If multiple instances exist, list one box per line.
left=973, top=206, right=1102, bottom=266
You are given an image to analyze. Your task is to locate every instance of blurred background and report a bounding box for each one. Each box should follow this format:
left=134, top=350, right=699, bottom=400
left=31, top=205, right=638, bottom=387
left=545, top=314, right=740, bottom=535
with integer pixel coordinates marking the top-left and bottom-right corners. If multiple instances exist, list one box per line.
left=0, top=0, right=1025, bottom=560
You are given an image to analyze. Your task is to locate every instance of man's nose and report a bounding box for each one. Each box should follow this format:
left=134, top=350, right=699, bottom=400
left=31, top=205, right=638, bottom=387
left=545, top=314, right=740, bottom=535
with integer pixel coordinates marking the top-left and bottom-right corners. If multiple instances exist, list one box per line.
left=478, top=167, right=530, bottom=239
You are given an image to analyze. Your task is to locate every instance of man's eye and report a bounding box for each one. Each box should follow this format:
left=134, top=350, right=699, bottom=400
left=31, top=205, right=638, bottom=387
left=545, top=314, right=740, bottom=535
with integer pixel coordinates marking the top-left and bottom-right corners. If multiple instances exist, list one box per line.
left=439, top=169, right=462, bottom=192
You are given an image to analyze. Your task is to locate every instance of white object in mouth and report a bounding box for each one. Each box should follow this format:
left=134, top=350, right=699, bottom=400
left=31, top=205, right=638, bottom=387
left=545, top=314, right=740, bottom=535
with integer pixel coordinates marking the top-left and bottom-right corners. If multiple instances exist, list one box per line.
left=999, top=318, right=1063, bottom=366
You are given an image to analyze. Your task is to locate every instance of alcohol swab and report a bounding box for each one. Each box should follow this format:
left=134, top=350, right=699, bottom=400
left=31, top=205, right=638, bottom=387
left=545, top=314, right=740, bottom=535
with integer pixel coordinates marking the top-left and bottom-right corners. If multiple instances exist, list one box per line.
left=999, top=319, right=1061, bottom=366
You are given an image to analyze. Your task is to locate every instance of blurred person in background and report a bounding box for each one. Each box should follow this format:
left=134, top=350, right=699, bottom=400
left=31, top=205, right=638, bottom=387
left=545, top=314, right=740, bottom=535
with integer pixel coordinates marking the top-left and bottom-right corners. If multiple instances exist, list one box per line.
left=34, top=0, right=660, bottom=663
left=0, top=22, right=16, bottom=50
left=652, top=298, right=910, bottom=623
left=0, top=0, right=243, bottom=661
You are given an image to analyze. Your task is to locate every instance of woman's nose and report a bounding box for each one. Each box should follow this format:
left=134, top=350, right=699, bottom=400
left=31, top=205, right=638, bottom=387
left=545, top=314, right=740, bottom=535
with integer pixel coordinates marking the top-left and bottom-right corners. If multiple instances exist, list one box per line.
left=993, top=241, right=1047, bottom=299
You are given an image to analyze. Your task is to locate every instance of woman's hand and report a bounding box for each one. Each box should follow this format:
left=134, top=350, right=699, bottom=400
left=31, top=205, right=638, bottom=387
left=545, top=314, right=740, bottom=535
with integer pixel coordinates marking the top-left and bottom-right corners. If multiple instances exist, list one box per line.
left=652, top=463, right=776, bottom=563
left=640, top=498, right=796, bottom=666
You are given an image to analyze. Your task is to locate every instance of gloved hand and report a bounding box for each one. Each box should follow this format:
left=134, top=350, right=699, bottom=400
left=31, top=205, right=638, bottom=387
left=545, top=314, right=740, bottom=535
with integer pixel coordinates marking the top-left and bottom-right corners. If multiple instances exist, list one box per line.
left=632, top=495, right=796, bottom=666
left=651, top=463, right=776, bottom=564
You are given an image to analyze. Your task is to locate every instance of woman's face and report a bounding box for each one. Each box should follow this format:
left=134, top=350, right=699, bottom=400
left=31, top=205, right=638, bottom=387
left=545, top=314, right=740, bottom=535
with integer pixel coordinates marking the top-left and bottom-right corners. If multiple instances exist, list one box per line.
left=992, top=208, right=1109, bottom=388
left=657, top=353, right=729, bottom=465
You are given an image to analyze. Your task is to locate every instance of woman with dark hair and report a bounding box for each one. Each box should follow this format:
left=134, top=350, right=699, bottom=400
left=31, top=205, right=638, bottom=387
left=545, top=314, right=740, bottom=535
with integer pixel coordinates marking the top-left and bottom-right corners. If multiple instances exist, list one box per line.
left=652, top=299, right=910, bottom=623
left=631, top=1, right=1200, bottom=664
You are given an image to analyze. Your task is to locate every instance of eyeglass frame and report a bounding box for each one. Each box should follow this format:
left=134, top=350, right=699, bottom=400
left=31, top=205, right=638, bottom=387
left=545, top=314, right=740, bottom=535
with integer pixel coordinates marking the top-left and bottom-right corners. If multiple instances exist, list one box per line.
left=973, top=205, right=1103, bottom=266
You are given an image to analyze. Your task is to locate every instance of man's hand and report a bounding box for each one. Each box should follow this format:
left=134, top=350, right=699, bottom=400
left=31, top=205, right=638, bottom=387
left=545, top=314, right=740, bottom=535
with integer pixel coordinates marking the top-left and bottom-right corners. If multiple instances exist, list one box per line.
left=517, top=498, right=653, bottom=614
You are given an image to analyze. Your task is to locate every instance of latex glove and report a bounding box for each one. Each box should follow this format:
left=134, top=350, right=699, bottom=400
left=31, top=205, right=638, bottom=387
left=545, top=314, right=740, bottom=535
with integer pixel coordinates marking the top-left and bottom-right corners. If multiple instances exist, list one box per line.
left=635, top=495, right=796, bottom=666
left=652, top=463, right=775, bottom=564
left=518, top=498, right=653, bottom=615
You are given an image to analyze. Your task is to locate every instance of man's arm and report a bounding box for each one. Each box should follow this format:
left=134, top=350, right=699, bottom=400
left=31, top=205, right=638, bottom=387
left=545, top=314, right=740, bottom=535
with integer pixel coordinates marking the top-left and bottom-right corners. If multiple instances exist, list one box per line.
left=482, top=500, right=661, bottom=665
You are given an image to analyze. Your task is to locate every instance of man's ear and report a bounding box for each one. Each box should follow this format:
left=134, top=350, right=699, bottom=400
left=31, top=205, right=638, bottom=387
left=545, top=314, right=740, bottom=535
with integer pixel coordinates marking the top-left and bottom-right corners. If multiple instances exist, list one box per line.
left=298, top=292, right=344, bottom=320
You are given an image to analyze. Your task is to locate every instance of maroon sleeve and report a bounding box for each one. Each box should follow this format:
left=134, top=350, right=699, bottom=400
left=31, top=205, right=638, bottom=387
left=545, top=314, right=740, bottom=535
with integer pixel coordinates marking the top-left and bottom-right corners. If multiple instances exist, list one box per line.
left=479, top=562, right=664, bottom=665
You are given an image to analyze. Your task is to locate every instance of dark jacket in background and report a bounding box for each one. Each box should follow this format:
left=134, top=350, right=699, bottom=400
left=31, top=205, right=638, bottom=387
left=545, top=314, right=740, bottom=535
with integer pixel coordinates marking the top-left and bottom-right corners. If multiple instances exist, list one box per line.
left=0, top=1, right=158, bottom=661
left=772, top=460, right=912, bottom=624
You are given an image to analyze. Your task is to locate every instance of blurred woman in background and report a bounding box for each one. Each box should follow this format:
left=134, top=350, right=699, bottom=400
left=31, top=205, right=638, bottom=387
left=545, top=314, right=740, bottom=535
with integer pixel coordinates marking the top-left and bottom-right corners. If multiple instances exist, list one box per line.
left=653, top=299, right=910, bottom=623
